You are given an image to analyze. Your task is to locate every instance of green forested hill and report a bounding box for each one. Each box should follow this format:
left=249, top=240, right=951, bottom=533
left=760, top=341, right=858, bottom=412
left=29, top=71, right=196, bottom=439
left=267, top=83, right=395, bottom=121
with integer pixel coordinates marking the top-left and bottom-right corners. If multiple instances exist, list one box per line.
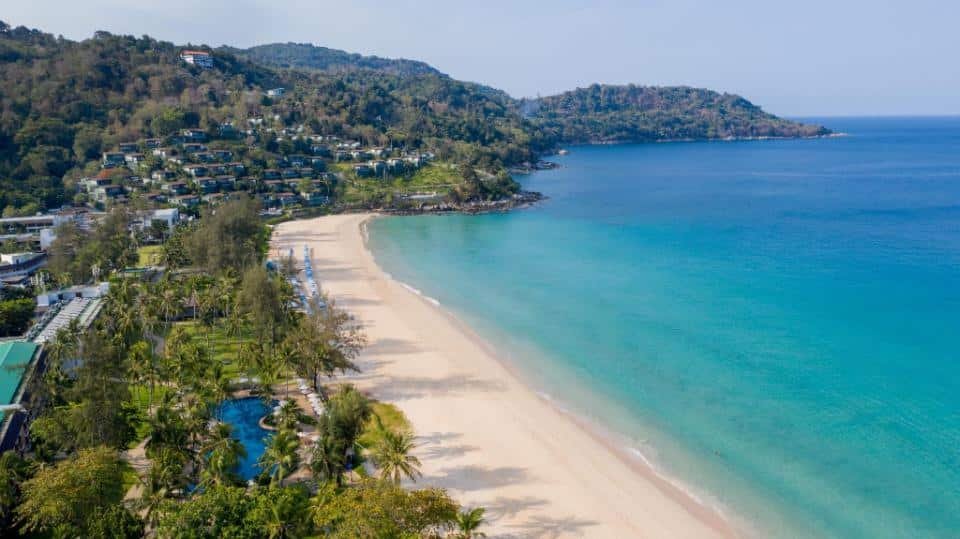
left=242, top=43, right=829, bottom=144
left=223, top=42, right=442, bottom=77
left=524, top=84, right=830, bottom=143
left=0, top=23, right=828, bottom=215
left=0, top=24, right=541, bottom=213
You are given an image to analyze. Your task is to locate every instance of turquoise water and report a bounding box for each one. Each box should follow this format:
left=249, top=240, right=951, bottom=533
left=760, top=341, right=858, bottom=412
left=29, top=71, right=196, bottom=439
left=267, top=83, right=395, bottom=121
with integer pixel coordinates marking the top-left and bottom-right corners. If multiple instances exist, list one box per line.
left=217, top=397, right=273, bottom=481
left=367, top=117, right=960, bottom=538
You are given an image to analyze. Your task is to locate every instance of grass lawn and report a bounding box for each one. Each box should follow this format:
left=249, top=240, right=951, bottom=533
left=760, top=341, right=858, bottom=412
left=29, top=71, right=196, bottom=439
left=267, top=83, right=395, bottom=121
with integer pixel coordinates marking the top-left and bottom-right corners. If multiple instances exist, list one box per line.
left=399, top=162, right=460, bottom=190
left=137, top=245, right=163, bottom=267
left=125, top=319, right=255, bottom=447
left=128, top=384, right=171, bottom=448
left=176, top=319, right=251, bottom=379
left=358, top=401, right=412, bottom=449
left=338, top=162, right=461, bottom=204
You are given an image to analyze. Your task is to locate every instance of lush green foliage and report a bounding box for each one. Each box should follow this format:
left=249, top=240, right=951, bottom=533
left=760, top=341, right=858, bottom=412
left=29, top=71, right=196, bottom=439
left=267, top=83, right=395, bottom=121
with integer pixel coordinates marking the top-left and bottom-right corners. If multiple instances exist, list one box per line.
left=0, top=24, right=827, bottom=214
left=524, top=83, right=830, bottom=143
left=313, top=479, right=459, bottom=538
left=48, top=208, right=139, bottom=282
left=186, top=197, right=268, bottom=274
left=0, top=298, right=34, bottom=336
left=16, top=446, right=134, bottom=536
left=225, top=42, right=440, bottom=76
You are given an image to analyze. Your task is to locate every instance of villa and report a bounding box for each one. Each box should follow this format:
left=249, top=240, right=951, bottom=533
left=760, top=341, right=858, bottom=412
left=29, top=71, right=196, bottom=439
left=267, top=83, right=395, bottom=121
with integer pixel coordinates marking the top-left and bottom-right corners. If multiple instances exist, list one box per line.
left=180, top=50, right=213, bottom=68
left=101, top=152, right=125, bottom=167
left=0, top=252, right=46, bottom=281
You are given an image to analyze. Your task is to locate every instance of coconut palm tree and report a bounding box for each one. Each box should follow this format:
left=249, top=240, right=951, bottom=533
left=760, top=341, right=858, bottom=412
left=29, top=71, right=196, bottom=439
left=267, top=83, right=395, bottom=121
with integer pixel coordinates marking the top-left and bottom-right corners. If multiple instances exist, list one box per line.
left=370, top=428, right=422, bottom=485
left=40, top=325, right=78, bottom=402
left=310, top=435, right=346, bottom=487
left=275, top=400, right=300, bottom=431
left=223, top=309, right=247, bottom=353
left=200, top=423, right=246, bottom=487
left=139, top=447, right=187, bottom=529
left=254, top=353, right=282, bottom=403
left=272, top=341, right=299, bottom=399
left=212, top=275, right=236, bottom=318
left=159, top=284, right=182, bottom=330
left=204, top=362, right=232, bottom=419
left=145, top=398, right=188, bottom=459
left=259, top=429, right=300, bottom=486
left=453, top=507, right=487, bottom=539
left=127, top=340, right=158, bottom=408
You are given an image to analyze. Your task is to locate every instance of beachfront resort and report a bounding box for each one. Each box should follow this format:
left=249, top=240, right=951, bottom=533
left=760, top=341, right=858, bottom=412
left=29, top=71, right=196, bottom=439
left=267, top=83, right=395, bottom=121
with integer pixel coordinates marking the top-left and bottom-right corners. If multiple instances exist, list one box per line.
left=0, top=197, right=503, bottom=538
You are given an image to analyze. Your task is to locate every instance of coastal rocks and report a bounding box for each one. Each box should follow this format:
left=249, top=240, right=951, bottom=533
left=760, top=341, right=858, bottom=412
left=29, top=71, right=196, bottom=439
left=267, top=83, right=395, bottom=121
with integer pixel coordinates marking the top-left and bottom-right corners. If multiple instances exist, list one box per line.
left=509, top=160, right=560, bottom=174
left=383, top=190, right=545, bottom=215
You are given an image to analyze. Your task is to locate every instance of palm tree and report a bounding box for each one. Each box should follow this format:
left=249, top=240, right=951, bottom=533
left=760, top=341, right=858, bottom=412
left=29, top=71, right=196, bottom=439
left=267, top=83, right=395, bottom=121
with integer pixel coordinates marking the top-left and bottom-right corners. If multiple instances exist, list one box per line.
left=310, top=435, right=346, bottom=487
left=254, top=353, right=282, bottom=403
left=198, top=286, right=220, bottom=353
left=139, top=447, right=187, bottom=528
left=370, top=428, right=422, bottom=485
left=200, top=423, right=246, bottom=487
left=112, top=300, right=141, bottom=349
left=159, top=284, right=182, bottom=331
left=127, top=340, right=158, bottom=408
left=204, top=362, right=232, bottom=418
left=453, top=507, right=487, bottom=539
left=215, top=275, right=236, bottom=317
left=273, top=341, right=299, bottom=398
left=275, top=400, right=300, bottom=431
left=145, top=398, right=188, bottom=458
left=40, top=325, right=78, bottom=402
left=259, top=429, right=300, bottom=486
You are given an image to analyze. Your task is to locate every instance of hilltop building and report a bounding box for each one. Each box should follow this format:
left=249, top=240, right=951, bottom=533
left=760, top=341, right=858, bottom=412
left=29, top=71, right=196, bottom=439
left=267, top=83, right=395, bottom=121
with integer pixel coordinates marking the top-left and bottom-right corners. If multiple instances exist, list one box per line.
left=180, top=50, right=213, bottom=68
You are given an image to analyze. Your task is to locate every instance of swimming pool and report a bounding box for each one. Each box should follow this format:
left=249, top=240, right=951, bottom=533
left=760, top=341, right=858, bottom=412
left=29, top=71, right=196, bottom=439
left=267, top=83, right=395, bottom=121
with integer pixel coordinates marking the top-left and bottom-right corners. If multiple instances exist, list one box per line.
left=216, top=397, right=274, bottom=481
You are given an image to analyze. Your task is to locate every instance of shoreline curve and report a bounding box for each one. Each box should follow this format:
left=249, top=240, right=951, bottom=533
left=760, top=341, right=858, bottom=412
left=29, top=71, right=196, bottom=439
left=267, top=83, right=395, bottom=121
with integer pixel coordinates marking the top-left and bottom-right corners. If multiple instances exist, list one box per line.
left=273, top=212, right=741, bottom=538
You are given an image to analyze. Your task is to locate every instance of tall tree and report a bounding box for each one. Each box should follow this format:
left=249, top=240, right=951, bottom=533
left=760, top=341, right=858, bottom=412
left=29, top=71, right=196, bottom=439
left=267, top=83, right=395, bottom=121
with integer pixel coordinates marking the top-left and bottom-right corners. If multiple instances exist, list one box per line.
left=453, top=507, right=487, bottom=539
left=16, top=446, right=125, bottom=537
left=186, top=197, right=266, bottom=275
left=370, top=427, right=422, bottom=485
left=199, top=423, right=246, bottom=488
left=258, top=429, right=300, bottom=486
left=291, top=295, right=365, bottom=391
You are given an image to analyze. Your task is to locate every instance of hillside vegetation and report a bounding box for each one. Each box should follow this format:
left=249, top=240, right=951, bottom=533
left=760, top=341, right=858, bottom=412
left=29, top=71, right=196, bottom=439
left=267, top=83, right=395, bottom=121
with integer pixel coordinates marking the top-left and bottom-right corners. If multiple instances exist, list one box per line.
left=524, top=84, right=829, bottom=143
left=0, top=23, right=829, bottom=216
left=223, top=42, right=442, bottom=77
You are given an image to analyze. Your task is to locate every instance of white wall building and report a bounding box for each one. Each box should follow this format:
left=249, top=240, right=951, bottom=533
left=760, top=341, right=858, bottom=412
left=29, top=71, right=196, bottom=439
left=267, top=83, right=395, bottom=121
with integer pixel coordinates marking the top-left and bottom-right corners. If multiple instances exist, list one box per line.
left=180, top=50, right=213, bottom=68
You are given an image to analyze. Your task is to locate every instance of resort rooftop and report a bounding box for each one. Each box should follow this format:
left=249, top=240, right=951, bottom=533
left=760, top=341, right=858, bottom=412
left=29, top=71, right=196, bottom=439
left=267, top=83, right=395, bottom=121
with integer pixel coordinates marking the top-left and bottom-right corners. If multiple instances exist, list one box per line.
left=0, top=341, right=39, bottom=420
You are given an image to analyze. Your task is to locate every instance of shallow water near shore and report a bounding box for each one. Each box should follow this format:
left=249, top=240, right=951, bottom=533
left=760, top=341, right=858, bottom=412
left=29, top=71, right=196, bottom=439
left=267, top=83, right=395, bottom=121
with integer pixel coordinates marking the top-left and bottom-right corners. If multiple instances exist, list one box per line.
left=366, top=117, right=960, bottom=538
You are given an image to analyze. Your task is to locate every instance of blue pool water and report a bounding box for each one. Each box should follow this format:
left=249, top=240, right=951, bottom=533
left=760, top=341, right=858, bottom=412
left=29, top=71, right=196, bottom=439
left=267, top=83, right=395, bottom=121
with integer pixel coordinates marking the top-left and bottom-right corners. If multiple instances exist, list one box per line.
left=217, top=397, right=274, bottom=481
left=367, top=117, right=960, bottom=538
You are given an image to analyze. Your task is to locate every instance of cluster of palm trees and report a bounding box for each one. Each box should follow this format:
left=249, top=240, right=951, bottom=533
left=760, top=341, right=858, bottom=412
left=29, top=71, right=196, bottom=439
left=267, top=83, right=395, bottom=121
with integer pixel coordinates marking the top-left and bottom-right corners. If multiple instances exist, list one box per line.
left=34, top=246, right=490, bottom=537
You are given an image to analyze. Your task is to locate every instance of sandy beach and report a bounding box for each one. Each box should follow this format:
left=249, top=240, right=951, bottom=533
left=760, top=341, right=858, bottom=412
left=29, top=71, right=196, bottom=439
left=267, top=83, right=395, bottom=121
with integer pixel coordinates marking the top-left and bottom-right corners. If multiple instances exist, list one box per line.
left=273, top=213, right=736, bottom=538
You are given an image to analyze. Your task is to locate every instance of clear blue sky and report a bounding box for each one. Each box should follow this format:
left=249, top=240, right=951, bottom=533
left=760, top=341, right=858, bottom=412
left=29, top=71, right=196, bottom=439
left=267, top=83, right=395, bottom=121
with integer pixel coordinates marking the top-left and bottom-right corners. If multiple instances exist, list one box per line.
left=6, top=0, right=958, bottom=117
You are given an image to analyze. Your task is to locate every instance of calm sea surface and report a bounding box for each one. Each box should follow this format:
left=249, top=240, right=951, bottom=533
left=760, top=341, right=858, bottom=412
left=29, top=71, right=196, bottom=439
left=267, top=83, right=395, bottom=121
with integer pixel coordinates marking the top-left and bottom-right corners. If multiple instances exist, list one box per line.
left=367, top=117, right=960, bottom=538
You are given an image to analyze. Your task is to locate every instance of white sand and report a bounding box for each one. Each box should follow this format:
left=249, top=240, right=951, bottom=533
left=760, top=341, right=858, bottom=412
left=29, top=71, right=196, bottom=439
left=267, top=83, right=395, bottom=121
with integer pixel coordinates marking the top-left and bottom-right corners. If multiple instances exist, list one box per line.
left=273, top=213, right=736, bottom=538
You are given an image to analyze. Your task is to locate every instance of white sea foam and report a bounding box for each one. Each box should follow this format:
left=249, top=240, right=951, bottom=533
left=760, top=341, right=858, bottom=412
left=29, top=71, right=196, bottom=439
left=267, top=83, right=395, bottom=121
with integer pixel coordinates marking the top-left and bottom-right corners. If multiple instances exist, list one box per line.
left=397, top=280, right=441, bottom=306
left=399, top=281, right=421, bottom=296
left=624, top=445, right=723, bottom=516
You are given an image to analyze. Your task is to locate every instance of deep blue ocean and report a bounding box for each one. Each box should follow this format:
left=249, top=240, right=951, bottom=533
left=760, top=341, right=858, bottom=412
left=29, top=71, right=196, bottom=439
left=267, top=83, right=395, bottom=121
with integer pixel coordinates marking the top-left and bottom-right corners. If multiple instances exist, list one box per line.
left=366, top=117, right=960, bottom=538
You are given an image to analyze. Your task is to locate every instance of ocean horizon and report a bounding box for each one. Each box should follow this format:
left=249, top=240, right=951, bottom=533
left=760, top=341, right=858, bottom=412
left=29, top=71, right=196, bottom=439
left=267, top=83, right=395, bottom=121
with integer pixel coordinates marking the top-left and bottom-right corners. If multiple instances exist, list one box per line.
left=366, top=116, right=960, bottom=538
